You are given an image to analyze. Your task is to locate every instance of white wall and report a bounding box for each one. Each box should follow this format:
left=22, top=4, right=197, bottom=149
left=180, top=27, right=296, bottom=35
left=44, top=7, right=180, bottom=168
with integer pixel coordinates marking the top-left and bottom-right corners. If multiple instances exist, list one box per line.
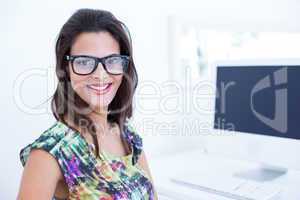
left=1, top=0, right=300, bottom=198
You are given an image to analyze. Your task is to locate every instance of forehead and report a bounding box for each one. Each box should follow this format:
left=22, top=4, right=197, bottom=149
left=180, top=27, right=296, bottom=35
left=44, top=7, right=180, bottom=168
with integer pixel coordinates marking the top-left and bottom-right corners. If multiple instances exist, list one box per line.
left=70, top=31, right=120, bottom=58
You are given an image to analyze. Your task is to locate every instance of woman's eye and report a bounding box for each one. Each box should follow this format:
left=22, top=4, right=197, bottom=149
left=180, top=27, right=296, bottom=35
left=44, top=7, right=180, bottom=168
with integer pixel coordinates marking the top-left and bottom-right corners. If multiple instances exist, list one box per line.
left=107, top=57, right=121, bottom=65
left=75, top=58, right=93, bottom=66
left=79, top=61, right=87, bottom=65
left=79, top=60, right=88, bottom=65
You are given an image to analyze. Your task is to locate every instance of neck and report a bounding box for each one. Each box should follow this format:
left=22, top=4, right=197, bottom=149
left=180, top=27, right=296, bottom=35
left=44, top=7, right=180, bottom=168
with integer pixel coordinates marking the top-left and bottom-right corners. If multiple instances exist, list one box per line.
left=63, top=106, right=113, bottom=135
left=88, top=107, right=111, bottom=135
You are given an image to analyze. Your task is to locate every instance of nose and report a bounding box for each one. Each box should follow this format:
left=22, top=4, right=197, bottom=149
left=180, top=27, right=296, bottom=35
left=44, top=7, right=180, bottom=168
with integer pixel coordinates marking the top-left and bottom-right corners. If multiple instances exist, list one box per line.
left=91, top=62, right=109, bottom=79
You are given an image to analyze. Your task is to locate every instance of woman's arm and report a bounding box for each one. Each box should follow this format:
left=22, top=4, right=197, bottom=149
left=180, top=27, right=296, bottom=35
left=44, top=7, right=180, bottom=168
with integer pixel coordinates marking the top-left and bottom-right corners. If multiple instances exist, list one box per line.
left=137, top=150, right=159, bottom=200
left=17, top=149, right=63, bottom=200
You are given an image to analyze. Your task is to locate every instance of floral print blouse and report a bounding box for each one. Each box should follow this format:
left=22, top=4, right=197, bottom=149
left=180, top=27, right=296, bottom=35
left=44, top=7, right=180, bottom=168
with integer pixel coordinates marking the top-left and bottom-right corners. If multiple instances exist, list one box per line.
left=19, top=120, right=155, bottom=200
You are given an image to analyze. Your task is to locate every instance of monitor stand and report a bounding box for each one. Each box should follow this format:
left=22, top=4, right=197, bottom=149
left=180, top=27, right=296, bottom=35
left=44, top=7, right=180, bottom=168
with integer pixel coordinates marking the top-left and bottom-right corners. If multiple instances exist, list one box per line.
left=233, top=163, right=288, bottom=182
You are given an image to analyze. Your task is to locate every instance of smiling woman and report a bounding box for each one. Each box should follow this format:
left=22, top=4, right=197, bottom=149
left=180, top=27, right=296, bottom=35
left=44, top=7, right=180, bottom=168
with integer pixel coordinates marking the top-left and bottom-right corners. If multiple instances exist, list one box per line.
left=17, top=8, right=158, bottom=200
left=66, top=31, right=126, bottom=115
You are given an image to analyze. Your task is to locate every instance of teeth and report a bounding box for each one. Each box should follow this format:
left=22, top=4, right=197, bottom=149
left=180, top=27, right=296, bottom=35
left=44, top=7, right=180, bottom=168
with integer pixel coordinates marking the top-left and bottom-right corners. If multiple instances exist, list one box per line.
left=88, top=83, right=111, bottom=91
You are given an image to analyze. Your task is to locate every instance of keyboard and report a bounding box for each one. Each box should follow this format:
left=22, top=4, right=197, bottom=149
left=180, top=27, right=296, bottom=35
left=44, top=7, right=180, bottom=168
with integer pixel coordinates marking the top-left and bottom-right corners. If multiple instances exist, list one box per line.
left=170, top=176, right=282, bottom=200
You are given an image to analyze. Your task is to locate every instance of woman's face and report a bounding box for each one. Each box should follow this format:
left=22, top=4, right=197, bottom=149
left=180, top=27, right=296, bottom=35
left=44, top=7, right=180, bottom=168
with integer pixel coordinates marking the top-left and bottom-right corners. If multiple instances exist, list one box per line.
left=68, top=31, right=123, bottom=113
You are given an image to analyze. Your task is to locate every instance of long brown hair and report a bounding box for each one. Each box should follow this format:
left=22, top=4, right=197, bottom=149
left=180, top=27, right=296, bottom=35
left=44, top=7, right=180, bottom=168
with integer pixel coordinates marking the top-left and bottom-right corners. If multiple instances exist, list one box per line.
left=51, top=8, right=138, bottom=158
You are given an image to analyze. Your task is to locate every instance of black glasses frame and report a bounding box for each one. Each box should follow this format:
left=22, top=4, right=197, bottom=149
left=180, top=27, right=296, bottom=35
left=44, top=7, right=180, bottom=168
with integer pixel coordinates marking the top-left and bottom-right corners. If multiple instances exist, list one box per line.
left=65, top=54, right=130, bottom=75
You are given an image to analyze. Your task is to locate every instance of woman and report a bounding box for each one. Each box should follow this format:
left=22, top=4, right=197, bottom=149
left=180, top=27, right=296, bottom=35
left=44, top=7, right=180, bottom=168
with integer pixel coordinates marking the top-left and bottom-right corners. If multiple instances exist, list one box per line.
left=17, top=8, right=158, bottom=200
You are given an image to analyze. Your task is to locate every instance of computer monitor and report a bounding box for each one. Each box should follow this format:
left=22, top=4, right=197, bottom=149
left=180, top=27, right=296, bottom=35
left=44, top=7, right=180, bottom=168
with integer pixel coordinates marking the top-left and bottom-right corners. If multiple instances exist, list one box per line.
left=212, top=58, right=300, bottom=182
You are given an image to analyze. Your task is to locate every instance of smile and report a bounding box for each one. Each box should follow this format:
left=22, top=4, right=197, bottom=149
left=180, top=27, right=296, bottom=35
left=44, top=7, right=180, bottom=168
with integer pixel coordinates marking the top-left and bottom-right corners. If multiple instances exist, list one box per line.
left=87, top=83, right=112, bottom=95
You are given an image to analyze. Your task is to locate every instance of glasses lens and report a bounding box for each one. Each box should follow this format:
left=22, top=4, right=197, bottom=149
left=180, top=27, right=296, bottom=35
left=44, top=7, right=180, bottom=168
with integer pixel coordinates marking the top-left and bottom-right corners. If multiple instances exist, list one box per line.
left=104, top=56, right=128, bottom=74
left=73, top=57, right=96, bottom=74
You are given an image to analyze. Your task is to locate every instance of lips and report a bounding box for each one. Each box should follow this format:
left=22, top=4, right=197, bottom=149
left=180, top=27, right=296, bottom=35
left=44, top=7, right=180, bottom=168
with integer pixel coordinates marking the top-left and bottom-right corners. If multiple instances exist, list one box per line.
left=87, top=83, right=112, bottom=95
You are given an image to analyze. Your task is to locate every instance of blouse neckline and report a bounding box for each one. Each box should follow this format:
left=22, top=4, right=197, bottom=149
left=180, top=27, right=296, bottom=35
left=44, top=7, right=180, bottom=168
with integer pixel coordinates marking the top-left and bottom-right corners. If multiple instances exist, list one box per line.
left=57, top=120, right=133, bottom=163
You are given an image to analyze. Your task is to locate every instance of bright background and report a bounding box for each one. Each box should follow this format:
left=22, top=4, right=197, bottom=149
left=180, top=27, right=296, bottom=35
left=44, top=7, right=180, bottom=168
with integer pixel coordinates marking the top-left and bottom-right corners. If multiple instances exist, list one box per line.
left=1, top=0, right=300, bottom=199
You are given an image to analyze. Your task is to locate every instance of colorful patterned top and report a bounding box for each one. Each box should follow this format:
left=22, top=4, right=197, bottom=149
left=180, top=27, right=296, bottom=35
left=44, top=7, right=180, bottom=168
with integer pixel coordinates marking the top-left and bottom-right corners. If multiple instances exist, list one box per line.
left=19, top=120, right=155, bottom=200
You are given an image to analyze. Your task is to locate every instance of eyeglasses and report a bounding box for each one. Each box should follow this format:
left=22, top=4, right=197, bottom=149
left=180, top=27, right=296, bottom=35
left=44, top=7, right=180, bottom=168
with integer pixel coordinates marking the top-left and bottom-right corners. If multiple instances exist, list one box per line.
left=65, top=54, right=130, bottom=75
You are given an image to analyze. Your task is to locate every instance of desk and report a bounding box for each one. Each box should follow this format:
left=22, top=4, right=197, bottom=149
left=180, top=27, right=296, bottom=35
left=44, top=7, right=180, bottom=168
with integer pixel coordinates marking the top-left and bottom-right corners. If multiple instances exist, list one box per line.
left=150, top=149, right=300, bottom=200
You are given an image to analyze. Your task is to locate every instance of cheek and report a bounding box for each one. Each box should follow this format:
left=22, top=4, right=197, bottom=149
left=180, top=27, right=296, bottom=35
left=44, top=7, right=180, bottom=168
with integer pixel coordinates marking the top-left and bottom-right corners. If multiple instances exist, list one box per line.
left=112, top=75, right=123, bottom=92
left=114, top=75, right=123, bottom=86
left=69, top=72, right=89, bottom=95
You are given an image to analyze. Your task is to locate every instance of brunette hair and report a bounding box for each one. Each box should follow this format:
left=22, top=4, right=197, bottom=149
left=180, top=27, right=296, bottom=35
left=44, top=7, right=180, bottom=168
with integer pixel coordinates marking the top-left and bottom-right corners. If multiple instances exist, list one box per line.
left=51, top=8, right=138, bottom=158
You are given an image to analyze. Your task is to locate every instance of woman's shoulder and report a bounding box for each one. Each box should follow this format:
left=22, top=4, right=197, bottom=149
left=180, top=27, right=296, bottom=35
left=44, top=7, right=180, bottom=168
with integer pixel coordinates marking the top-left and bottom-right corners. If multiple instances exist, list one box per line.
left=123, top=120, right=144, bottom=165
left=124, top=121, right=143, bottom=147
left=19, top=120, right=79, bottom=167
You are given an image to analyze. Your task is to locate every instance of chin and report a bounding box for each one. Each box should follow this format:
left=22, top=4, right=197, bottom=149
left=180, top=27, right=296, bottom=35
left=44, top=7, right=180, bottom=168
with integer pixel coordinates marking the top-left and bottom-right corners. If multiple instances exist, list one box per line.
left=87, top=99, right=110, bottom=110
left=75, top=84, right=119, bottom=113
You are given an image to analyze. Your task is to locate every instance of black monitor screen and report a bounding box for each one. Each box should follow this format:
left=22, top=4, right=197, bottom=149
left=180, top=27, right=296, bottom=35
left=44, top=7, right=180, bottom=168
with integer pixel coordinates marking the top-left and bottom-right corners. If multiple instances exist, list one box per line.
left=214, top=65, right=300, bottom=140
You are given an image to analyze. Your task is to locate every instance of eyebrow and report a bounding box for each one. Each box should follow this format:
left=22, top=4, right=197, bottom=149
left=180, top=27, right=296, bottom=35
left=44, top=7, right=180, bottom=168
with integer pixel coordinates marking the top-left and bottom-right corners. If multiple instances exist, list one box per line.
left=70, top=53, right=122, bottom=59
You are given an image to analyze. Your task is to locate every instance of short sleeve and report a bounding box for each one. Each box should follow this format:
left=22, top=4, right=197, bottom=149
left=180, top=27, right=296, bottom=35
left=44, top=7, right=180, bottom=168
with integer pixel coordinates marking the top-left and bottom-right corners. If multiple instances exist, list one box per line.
left=124, top=122, right=143, bottom=166
left=19, top=122, right=67, bottom=167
